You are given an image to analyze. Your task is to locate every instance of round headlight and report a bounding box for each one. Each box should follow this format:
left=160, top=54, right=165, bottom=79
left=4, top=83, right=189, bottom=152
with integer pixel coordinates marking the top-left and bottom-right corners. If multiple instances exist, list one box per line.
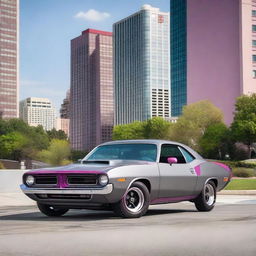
left=26, top=175, right=35, bottom=186
left=99, top=175, right=108, bottom=186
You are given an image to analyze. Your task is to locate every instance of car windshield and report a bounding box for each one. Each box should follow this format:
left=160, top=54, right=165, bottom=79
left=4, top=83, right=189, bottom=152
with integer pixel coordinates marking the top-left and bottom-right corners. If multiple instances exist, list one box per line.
left=86, top=143, right=157, bottom=162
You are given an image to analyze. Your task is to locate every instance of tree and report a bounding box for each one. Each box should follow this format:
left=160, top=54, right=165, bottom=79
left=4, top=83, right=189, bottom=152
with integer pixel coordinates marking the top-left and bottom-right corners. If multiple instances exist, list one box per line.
left=169, top=100, right=223, bottom=151
left=37, top=139, right=71, bottom=166
left=47, top=128, right=68, bottom=141
left=199, top=123, right=229, bottom=159
left=231, top=94, right=256, bottom=157
left=70, top=150, right=88, bottom=162
left=112, top=121, right=145, bottom=140
left=0, top=132, right=27, bottom=159
left=144, top=117, right=171, bottom=139
left=0, top=118, right=52, bottom=162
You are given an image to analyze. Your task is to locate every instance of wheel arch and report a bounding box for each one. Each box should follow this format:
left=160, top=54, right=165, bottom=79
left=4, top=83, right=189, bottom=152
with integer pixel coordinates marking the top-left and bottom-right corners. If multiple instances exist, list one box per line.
left=127, top=178, right=151, bottom=193
left=205, top=177, right=218, bottom=188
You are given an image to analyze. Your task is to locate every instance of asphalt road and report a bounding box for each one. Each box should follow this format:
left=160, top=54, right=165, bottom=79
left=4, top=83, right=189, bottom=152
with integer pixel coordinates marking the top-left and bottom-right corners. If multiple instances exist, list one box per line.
left=0, top=196, right=255, bottom=256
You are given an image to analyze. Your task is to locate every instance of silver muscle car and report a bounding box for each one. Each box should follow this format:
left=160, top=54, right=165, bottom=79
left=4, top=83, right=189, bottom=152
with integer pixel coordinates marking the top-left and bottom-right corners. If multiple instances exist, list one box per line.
left=20, top=140, right=232, bottom=218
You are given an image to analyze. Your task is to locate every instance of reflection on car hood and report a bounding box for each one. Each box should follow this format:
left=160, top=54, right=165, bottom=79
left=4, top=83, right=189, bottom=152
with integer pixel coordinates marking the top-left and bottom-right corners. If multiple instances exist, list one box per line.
left=26, top=160, right=154, bottom=174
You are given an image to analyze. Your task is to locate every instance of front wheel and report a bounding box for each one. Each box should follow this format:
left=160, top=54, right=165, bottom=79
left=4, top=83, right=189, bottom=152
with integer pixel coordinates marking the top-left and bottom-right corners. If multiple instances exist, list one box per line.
left=194, top=180, right=216, bottom=212
left=113, top=181, right=150, bottom=218
left=37, top=202, right=69, bottom=217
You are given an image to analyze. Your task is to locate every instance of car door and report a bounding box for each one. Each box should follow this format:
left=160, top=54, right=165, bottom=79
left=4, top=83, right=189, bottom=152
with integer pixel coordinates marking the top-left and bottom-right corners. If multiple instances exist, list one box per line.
left=158, top=144, right=198, bottom=198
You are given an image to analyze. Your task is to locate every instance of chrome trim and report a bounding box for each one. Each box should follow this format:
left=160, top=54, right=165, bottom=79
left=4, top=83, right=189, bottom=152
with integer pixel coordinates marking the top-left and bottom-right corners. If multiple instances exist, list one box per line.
left=20, top=184, right=113, bottom=195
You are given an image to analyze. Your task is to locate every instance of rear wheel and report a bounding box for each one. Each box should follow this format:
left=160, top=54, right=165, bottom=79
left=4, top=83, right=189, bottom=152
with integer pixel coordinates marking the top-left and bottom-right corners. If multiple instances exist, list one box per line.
left=37, top=202, right=69, bottom=217
left=194, top=180, right=216, bottom=212
left=113, top=181, right=150, bottom=218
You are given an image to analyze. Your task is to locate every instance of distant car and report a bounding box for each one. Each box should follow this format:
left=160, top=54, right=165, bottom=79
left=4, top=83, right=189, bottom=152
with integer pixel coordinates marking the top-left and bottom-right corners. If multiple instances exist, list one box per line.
left=20, top=140, right=232, bottom=218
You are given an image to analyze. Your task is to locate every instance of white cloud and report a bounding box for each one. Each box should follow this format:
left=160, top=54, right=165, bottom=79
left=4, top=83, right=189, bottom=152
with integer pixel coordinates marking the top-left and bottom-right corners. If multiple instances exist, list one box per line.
left=74, top=9, right=110, bottom=22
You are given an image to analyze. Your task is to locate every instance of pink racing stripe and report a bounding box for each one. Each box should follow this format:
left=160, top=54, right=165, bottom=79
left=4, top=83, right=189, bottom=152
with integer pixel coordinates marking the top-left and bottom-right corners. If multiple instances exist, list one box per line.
left=194, top=165, right=201, bottom=176
left=212, top=162, right=231, bottom=172
left=151, top=195, right=197, bottom=204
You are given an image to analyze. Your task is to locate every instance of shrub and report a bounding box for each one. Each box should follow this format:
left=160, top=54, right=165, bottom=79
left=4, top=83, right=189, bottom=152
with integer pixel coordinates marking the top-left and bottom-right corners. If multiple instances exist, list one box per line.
left=232, top=168, right=255, bottom=177
left=215, top=160, right=256, bottom=169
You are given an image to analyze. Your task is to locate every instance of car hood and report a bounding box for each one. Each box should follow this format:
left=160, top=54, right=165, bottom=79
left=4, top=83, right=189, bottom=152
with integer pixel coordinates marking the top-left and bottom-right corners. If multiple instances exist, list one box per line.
left=25, top=160, right=154, bottom=174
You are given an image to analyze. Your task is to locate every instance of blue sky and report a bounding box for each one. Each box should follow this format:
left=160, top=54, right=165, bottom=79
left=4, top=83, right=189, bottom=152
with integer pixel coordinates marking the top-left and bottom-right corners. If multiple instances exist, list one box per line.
left=20, top=0, right=170, bottom=114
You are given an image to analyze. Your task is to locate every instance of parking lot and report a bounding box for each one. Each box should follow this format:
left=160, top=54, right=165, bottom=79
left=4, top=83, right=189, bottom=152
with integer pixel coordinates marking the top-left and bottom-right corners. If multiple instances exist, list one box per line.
left=0, top=195, right=255, bottom=256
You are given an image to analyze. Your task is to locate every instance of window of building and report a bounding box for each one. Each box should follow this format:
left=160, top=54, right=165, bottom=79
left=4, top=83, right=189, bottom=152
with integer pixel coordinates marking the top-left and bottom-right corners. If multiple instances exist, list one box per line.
left=253, top=25, right=256, bottom=32
left=253, top=40, right=256, bottom=47
left=253, top=55, right=256, bottom=62
left=253, top=10, right=256, bottom=17
left=253, top=70, right=256, bottom=79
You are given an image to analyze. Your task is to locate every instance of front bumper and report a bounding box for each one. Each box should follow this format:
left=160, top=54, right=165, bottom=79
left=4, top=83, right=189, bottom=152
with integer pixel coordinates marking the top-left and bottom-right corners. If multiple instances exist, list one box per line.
left=20, top=184, right=113, bottom=195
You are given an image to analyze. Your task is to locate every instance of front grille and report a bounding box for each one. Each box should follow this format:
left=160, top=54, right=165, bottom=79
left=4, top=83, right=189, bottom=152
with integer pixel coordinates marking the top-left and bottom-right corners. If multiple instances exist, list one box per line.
left=67, top=175, right=98, bottom=185
left=36, top=194, right=92, bottom=200
left=35, top=175, right=57, bottom=185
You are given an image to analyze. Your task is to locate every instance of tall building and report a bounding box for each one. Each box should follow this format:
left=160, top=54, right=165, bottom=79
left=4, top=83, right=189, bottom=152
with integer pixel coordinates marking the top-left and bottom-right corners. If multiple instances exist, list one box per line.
left=70, top=29, right=113, bottom=151
left=0, top=0, right=19, bottom=119
left=170, top=0, right=256, bottom=124
left=60, top=89, right=70, bottom=119
left=19, top=97, right=56, bottom=131
left=114, top=5, right=170, bottom=125
left=57, top=90, right=70, bottom=137
left=56, top=118, right=69, bottom=137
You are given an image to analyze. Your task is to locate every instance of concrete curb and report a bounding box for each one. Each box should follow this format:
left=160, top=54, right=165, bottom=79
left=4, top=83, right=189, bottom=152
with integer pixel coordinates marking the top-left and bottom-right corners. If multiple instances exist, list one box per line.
left=218, top=190, right=256, bottom=195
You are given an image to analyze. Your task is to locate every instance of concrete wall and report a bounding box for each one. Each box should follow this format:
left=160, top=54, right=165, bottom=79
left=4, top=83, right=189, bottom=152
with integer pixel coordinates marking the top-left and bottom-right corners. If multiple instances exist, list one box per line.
left=0, top=170, right=27, bottom=193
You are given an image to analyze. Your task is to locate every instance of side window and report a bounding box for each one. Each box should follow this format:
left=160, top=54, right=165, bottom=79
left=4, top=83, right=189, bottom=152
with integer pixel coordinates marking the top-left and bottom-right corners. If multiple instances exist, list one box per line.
left=160, top=144, right=186, bottom=164
left=179, top=147, right=195, bottom=163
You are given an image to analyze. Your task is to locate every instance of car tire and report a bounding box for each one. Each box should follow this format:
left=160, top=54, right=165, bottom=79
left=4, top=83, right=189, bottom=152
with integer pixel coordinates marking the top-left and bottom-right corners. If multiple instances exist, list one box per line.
left=113, top=181, right=150, bottom=218
left=194, top=180, right=216, bottom=212
left=37, top=202, right=69, bottom=217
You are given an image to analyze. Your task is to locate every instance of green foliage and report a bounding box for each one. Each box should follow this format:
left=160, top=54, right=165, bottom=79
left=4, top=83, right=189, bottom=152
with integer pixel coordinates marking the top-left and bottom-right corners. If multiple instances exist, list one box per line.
left=47, top=128, right=68, bottom=141
left=37, top=139, right=71, bottom=166
left=70, top=150, right=88, bottom=162
left=0, top=119, right=50, bottom=160
left=112, top=121, right=145, bottom=140
left=231, top=94, right=256, bottom=148
left=169, top=100, right=223, bottom=151
left=214, top=160, right=256, bottom=169
left=199, top=123, right=229, bottom=159
left=0, top=132, right=27, bottom=159
left=144, top=117, right=172, bottom=139
left=112, top=117, right=172, bottom=141
left=232, top=168, right=255, bottom=178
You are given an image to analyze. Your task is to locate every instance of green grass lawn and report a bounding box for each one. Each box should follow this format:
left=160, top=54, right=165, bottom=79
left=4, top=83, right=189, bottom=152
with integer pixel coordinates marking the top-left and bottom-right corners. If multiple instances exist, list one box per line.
left=225, top=179, right=256, bottom=190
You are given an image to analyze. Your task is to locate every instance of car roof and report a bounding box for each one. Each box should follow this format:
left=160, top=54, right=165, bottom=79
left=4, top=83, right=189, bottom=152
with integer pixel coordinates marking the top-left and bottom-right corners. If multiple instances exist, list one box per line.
left=100, top=139, right=203, bottom=160
left=101, top=139, right=181, bottom=146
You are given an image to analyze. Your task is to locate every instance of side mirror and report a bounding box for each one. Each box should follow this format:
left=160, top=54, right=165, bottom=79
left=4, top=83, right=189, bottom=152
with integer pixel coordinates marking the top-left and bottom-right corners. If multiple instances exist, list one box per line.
left=167, top=157, right=178, bottom=165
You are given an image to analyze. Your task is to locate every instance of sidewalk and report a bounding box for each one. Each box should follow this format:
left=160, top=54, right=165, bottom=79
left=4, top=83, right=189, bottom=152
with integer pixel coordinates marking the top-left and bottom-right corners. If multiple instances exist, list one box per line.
left=218, top=190, right=256, bottom=195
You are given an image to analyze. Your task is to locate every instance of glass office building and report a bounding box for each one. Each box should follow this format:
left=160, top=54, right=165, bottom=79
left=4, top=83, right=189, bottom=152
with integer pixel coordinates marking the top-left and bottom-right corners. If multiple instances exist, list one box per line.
left=114, top=5, right=170, bottom=125
left=0, top=0, right=19, bottom=118
left=70, top=29, right=113, bottom=151
left=170, top=0, right=256, bottom=124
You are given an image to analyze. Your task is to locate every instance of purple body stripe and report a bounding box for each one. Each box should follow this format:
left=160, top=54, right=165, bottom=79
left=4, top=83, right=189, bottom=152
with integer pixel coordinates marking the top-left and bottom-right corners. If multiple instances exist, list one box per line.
left=194, top=165, right=201, bottom=176
left=26, top=170, right=105, bottom=188
left=151, top=195, right=197, bottom=204
left=212, top=162, right=231, bottom=172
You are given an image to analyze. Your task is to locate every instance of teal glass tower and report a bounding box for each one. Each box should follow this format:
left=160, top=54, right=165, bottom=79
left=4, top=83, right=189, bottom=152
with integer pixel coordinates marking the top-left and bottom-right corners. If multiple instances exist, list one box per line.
left=114, top=5, right=170, bottom=125
left=170, top=0, right=187, bottom=117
